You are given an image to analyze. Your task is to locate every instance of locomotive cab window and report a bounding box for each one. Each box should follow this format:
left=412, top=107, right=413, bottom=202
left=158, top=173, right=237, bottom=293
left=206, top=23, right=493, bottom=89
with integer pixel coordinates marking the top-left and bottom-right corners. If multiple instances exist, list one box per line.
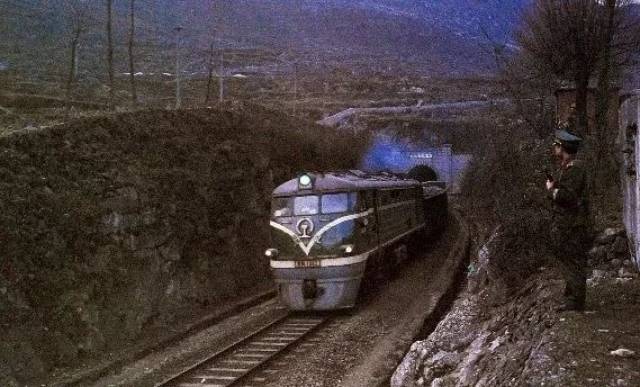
left=321, top=193, right=351, bottom=214
left=272, top=195, right=319, bottom=217
left=272, top=197, right=292, bottom=217
left=294, top=195, right=319, bottom=215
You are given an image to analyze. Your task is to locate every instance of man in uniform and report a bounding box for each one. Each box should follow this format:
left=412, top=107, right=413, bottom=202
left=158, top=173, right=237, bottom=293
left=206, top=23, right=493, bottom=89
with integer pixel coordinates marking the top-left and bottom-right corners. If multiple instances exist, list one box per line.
left=545, top=128, right=591, bottom=311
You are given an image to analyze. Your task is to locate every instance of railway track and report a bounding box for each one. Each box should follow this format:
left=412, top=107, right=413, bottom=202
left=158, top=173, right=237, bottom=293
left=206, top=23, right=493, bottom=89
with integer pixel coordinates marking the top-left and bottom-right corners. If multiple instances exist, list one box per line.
left=155, top=315, right=330, bottom=387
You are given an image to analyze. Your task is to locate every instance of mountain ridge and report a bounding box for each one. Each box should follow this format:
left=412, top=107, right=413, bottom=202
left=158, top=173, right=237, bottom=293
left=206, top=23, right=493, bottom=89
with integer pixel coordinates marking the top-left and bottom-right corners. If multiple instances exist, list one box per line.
left=0, top=0, right=531, bottom=77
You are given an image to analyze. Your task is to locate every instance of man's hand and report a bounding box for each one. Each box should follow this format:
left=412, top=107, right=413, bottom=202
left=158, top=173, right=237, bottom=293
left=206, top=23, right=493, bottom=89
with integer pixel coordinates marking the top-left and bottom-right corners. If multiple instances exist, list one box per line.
left=546, top=179, right=555, bottom=191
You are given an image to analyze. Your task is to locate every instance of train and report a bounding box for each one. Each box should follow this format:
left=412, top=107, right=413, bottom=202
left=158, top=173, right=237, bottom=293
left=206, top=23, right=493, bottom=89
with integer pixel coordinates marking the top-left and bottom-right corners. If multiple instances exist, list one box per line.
left=265, top=170, right=448, bottom=311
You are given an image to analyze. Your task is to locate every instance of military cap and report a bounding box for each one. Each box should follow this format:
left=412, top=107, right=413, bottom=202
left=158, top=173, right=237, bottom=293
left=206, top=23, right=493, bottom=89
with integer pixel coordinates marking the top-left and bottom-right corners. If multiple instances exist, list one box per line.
left=554, top=128, right=582, bottom=153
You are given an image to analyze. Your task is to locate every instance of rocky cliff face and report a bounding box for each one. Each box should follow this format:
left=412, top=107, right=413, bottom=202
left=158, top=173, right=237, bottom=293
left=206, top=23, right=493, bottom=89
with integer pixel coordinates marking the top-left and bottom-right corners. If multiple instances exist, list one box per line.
left=0, top=104, right=368, bottom=385
left=391, top=226, right=640, bottom=387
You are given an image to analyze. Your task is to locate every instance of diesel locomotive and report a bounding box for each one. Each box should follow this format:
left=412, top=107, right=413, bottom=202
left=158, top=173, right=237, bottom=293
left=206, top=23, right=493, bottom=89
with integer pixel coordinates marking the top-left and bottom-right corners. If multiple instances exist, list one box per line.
left=265, top=170, right=447, bottom=311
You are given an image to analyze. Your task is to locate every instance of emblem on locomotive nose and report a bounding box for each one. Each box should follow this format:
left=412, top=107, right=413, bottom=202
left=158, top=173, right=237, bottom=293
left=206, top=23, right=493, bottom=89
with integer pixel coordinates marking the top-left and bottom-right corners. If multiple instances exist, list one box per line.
left=296, top=218, right=314, bottom=239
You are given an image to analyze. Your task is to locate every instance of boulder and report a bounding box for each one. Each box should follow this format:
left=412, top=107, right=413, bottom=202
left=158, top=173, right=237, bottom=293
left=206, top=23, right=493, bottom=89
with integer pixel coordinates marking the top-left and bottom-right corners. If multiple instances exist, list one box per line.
left=595, top=229, right=616, bottom=245
left=587, top=245, right=607, bottom=261
left=391, top=350, right=421, bottom=387
left=610, top=259, right=623, bottom=269
left=591, top=269, right=609, bottom=280
left=611, top=236, right=628, bottom=255
left=425, top=350, right=463, bottom=373
left=618, top=267, right=638, bottom=279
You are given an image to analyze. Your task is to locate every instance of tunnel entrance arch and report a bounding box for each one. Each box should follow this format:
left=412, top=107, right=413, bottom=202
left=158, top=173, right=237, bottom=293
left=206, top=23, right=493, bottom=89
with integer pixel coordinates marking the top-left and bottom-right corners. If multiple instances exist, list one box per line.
left=407, top=165, right=438, bottom=182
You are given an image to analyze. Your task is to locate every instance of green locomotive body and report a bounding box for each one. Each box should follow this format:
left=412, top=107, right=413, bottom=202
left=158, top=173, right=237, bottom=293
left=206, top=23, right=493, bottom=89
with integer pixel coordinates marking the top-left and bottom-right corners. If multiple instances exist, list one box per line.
left=266, top=170, right=446, bottom=310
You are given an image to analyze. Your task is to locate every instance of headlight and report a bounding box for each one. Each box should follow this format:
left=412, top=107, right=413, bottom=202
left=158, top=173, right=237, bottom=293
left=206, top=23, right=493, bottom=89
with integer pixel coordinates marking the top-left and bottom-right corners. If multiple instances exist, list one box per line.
left=265, top=248, right=279, bottom=258
left=298, top=173, right=314, bottom=190
left=340, top=244, right=354, bottom=254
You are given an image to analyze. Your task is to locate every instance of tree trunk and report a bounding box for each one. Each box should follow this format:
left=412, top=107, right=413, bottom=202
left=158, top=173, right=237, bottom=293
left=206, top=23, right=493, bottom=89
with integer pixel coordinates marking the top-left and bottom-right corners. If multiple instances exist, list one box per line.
left=175, top=27, right=182, bottom=109
left=596, top=0, right=616, bottom=136
left=66, top=34, right=80, bottom=111
left=594, top=0, right=619, bottom=194
left=107, top=0, right=114, bottom=110
left=128, top=0, right=137, bottom=107
left=218, top=51, right=224, bottom=102
left=292, top=63, right=298, bottom=116
left=204, top=43, right=214, bottom=104
left=575, top=70, right=590, bottom=135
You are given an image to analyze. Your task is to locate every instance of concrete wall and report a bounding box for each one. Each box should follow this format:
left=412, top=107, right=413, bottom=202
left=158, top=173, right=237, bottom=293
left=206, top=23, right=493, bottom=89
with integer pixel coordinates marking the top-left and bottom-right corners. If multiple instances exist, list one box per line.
left=359, top=135, right=473, bottom=191
left=619, top=91, right=640, bottom=269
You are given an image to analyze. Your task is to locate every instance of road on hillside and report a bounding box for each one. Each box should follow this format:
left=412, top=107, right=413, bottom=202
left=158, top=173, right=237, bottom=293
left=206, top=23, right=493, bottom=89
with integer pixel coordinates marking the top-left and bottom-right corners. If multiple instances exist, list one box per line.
left=317, top=98, right=513, bottom=127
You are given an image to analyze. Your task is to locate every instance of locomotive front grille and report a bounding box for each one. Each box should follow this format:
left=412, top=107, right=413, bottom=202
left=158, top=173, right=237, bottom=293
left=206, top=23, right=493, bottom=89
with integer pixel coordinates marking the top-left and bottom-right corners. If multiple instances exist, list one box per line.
left=302, top=279, right=318, bottom=299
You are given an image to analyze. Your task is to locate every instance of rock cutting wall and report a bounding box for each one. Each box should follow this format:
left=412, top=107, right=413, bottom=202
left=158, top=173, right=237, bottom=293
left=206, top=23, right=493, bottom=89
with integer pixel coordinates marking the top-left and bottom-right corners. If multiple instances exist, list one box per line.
left=0, top=105, right=366, bottom=384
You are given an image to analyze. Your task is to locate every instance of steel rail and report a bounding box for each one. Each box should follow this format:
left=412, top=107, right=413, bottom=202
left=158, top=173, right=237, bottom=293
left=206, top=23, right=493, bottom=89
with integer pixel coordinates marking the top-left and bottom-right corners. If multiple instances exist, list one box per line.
left=155, top=314, right=329, bottom=387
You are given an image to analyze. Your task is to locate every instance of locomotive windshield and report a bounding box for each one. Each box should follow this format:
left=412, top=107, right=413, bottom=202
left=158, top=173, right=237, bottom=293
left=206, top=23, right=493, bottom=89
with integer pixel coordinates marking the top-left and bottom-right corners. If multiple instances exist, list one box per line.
left=321, top=193, right=349, bottom=214
left=272, top=196, right=318, bottom=217
left=271, top=193, right=356, bottom=217
left=294, top=196, right=319, bottom=215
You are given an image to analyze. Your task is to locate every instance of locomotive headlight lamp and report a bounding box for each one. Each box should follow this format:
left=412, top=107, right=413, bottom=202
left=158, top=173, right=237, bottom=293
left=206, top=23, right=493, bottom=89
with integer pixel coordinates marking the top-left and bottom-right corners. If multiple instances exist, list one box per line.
left=264, top=248, right=279, bottom=258
left=298, top=173, right=314, bottom=190
left=341, top=244, right=355, bottom=254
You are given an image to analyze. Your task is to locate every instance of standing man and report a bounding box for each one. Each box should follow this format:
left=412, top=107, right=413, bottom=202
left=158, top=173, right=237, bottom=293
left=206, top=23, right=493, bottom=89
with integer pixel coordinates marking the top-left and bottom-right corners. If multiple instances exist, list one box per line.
left=546, top=128, right=591, bottom=311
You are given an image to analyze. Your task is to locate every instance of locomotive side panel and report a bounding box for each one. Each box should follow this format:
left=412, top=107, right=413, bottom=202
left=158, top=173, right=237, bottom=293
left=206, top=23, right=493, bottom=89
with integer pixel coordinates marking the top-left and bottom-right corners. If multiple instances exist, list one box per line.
left=376, top=188, right=425, bottom=246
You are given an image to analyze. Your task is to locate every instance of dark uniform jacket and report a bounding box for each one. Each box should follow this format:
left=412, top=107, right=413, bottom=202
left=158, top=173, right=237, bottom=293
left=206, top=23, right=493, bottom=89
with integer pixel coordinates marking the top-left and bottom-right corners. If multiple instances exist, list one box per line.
left=549, top=159, right=590, bottom=234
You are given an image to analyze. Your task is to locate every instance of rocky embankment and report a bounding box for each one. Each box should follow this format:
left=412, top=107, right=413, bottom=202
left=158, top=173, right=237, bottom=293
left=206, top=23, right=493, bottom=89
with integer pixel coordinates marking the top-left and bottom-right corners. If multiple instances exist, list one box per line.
left=0, top=104, right=367, bottom=385
left=392, top=227, right=639, bottom=387
left=588, top=227, right=637, bottom=284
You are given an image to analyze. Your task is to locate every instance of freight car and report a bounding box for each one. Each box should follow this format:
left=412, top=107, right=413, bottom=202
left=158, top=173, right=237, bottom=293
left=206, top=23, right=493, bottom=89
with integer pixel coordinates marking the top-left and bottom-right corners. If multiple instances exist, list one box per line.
left=265, top=170, right=447, bottom=311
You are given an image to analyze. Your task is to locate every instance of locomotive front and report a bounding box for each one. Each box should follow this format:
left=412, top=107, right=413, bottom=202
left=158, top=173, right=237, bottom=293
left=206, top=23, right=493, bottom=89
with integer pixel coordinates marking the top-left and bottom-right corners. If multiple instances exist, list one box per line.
left=266, top=173, right=372, bottom=310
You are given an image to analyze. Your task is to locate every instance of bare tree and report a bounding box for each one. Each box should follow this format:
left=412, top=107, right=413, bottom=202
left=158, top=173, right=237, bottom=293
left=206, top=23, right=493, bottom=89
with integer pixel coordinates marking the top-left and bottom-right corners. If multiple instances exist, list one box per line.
left=128, top=0, right=138, bottom=107
left=595, top=0, right=640, bottom=127
left=516, top=0, right=605, bottom=134
left=516, top=0, right=640, bottom=134
left=106, top=0, right=114, bottom=109
left=219, top=50, right=225, bottom=103
left=174, top=26, right=183, bottom=109
left=63, top=0, right=88, bottom=111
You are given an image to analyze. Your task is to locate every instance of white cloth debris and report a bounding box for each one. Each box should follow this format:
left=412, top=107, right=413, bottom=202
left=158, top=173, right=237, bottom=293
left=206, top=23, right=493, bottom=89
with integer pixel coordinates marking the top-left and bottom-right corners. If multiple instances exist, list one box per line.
left=610, top=348, right=635, bottom=357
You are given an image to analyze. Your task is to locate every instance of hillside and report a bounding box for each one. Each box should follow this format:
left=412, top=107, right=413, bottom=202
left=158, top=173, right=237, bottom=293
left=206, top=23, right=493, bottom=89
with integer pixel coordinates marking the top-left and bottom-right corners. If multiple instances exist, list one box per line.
left=0, top=0, right=529, bottom=81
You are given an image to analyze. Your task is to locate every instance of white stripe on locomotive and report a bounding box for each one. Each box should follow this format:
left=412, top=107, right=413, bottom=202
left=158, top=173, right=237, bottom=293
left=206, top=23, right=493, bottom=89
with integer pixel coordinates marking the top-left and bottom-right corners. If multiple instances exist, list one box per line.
left=270, top=224, right=426, bottom=269
left=269, top=208, right=374, bottom=256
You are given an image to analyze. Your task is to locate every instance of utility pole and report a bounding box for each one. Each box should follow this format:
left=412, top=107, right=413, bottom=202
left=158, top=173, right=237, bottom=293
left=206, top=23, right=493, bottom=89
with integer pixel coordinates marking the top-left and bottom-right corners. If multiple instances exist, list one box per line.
left=292, top=62, right=298, bottom=116
left=205, top=42, right=215, bottom=105
left=217, top=0, right=225, bottom=103
left=174, top=25, right=183, bottom=109
left=128, top=0, right=137, bottom=107
left=218, top=51, right=224, bottom=102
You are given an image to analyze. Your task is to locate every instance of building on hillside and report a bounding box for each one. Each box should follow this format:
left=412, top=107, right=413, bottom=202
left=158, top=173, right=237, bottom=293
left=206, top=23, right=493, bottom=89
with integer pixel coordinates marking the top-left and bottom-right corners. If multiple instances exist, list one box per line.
left=555, top=81, right=620, bottom=134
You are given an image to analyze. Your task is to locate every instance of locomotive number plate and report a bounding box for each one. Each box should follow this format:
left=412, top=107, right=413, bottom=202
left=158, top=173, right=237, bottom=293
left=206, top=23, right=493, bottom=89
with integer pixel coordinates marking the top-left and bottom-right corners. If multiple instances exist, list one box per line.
left=295, top=260, right=321, bottom=268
